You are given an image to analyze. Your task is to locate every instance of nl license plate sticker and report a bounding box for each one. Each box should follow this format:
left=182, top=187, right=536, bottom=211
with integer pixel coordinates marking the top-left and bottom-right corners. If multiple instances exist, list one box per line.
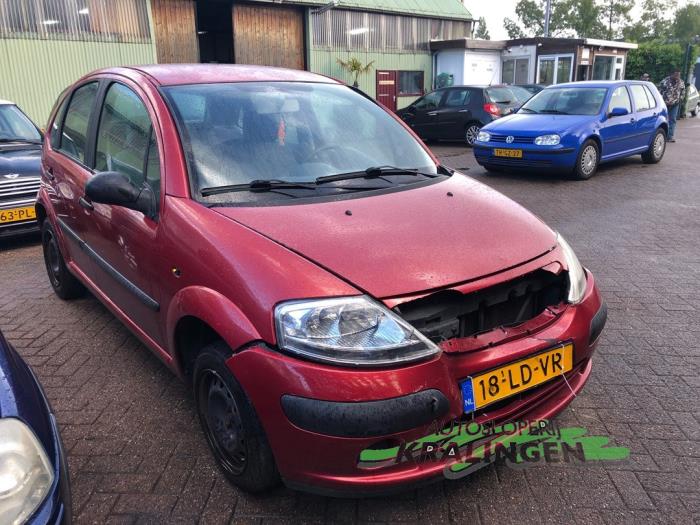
left=460, top=343, right=574, bottom=414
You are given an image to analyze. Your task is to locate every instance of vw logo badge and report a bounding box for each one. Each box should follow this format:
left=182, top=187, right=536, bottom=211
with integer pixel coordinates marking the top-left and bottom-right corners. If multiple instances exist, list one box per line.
left=2, top=173, right=20, bottom=179
left=506, top=136, right=515, bottom=144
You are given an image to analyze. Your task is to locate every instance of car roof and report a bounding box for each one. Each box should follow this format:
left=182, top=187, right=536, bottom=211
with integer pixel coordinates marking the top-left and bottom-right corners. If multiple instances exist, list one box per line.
left=546, top=80, right=647, bottom=89
left=0, top=99, right=14, bottom=105
left=88, top=64, right=341, bottom=87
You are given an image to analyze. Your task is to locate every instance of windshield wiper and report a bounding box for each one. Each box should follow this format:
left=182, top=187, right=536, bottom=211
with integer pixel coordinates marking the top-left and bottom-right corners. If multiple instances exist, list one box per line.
left=315, top=166, right=438, bottom=184
left=201, top=179, right=317, bottom=197
left=539, top=109, right=570, bottom=115
left=519, top=107, right=539, bottom=114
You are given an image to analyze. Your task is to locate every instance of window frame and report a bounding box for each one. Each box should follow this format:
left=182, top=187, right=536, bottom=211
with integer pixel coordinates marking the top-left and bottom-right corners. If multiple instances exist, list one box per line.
left=607, top=85, right=632, bottom=115
left=397, top=70, right=425, bottom=97
left=537, top=54, right=574, bottom=85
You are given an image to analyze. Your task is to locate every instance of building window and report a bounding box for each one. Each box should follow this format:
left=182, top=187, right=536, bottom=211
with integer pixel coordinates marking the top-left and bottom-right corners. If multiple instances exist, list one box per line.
left=537, top=54, right=573, bottom=85
left=502, top=58, right=529, bottom=84
left=592, top=55, right=619, bottom=80
left=398, top=71, right=424, bottom=95
left=0, top=0, right=151, bottom=42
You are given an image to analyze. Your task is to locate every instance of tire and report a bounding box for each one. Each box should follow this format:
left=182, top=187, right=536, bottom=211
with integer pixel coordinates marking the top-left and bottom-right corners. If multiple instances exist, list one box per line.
left=194, top=342, right=280, bottom=493
left=465, top=123, right=481, bottom=147
left=41, top=220, right=85, bottom=300
left=691, top=103, right=699, bottom=117
left=642, top=128, right=666, bottom=164
left=571, top=139, right=599, bottom=180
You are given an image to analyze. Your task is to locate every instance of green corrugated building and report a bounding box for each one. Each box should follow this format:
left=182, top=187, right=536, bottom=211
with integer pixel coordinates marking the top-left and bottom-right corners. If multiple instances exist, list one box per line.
left=0, top=0, right=474, bottom=124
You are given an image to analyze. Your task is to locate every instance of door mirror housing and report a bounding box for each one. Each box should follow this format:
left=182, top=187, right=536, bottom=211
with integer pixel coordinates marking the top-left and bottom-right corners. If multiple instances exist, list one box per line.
left=85, top=171, right=154, bottom=218
left=608, top=106, right=629, bottom=118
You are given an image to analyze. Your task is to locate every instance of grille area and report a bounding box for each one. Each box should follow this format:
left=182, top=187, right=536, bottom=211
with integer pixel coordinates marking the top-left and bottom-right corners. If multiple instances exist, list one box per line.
left=395, top=270, right=567, bottom=344
left=0, top=177, right=41, bottom=204
left=489, top=134, right=535, bottom=144
left=487, top=157, right=553, bottom=168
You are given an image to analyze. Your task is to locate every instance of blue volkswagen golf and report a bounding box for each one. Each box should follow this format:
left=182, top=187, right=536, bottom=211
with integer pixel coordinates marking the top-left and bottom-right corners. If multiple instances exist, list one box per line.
left=473, top=81, right=669, bottom=179
left=0, top=329, right=71, bottom=523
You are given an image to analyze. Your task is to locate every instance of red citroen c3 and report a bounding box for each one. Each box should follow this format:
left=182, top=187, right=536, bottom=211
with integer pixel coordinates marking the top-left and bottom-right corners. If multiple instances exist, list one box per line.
left=37, top=65, right=606, bottom=495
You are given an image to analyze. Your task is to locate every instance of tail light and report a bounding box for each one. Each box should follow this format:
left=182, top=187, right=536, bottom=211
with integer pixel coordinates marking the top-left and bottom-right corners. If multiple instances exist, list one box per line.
left=483, top=103, right=501, bottom=117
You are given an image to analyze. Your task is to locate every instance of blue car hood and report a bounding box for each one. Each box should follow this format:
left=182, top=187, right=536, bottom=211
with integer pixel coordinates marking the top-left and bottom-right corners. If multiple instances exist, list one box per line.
left=484, top=113, right=594, bottom=134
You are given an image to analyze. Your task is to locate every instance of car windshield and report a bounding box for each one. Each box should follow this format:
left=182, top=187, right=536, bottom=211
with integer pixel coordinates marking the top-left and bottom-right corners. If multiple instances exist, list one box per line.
left=162, top=82, right=437, bottom=199
left=520, top=87, right=608, bottom=115
left=0, top=104, right=41, bottom=142
left=486, top=86, right=532, bottom=105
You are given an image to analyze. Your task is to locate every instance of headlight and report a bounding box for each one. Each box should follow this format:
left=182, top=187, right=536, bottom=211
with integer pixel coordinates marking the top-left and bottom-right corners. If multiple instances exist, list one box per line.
left=0, top=419, right=54, bottom=524
left=557, top=234, right=587, bottom=304
left=476, top=131, right=491, bottom=142
left=535, top=134, right=561, bottom=146
left=275, top=296, right=440, bottom=366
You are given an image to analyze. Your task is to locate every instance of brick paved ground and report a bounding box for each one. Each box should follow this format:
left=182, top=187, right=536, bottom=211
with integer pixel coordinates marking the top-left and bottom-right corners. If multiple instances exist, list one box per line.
left=1, top=119, right=700, bottom=524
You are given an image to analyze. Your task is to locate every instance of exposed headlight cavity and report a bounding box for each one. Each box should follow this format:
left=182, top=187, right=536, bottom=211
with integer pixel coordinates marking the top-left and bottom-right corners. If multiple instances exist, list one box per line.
left=557, top=234, right=587, bottom=304
left=275, top=296, right=440, bottom=366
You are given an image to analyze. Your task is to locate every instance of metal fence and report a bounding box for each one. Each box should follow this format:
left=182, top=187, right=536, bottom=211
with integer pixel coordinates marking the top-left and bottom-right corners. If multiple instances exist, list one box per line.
left=312, top=9, right=472, bottom=52
left=0, top=0, right=151, bottom=42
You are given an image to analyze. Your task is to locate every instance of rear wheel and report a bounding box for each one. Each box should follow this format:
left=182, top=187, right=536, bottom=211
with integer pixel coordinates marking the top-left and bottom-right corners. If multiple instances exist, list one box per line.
left=572, top=140, right=599, bottom=180
left=41, top=220, right=85, bottom=300
left=642, top=128, right=666, bottom=164
left=465, top=123, right=481, bottom=146
left=194, top=342, right=280, bottom=493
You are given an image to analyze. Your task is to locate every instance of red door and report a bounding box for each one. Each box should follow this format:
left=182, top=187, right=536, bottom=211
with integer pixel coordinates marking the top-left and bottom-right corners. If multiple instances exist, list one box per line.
left=376, top=71, right=397, bottom=112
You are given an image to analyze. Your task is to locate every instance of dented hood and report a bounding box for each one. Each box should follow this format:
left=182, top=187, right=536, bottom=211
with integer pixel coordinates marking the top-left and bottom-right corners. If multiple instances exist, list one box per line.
left=214, top=175, right=557, bottom=298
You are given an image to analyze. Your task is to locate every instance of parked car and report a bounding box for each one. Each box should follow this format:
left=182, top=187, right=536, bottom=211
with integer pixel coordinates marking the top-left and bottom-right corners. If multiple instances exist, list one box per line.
left=474, top=81, right=669, bottom=179
left=516, top=84, right=545, bottom=95
left=686, top=83, right=700, bottom=117
left=0, top=100, right=43, bottom=238
left=396, top=84, right=533, bottom=146
left=0, top=329, right=71, bottom=523
left=39, top=65, right=605, bottom=495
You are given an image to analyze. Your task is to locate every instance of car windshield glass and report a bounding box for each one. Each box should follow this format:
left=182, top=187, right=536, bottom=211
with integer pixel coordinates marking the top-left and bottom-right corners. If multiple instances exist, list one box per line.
left=0, top=105, right=41, bottom=142
left=162, top=82, right=437, bottom=200
left=521, top=87, right=608, bottom=115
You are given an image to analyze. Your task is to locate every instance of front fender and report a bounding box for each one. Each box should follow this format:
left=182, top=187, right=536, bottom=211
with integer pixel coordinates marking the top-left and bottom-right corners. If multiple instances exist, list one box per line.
left=166, top=286, right=263, bottom=374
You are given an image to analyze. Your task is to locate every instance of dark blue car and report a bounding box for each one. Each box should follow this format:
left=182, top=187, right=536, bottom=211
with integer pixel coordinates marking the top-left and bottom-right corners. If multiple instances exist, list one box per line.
left=0, top=329, right=70, bottom=523
left=474, top=81, right=669, bottom=179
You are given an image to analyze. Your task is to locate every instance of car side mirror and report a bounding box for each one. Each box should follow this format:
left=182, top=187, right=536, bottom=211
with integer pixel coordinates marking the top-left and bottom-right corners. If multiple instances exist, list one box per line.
left=608, top=106, right=629, bottom=118
left=85, top=171, right=154, bottom=218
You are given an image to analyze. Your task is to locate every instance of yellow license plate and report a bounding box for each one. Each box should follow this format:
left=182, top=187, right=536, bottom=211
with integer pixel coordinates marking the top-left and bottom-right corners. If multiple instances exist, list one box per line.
left=494, top=148, right=523, bottom=158
left=0, top=206, right=36, bottom=224
left=465, top=344, right=574, bottom=411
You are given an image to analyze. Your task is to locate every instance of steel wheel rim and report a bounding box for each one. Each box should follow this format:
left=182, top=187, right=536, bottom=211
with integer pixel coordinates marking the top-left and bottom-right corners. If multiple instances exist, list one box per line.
left=466, top=125, right=480, bottom=144
left=653, top=133, right=665, bottom=158
left=44, top=231, right=61, bottom=287
left=581, top=145, right=597, bottom=175
left=199, top=370, right=247, bottom=475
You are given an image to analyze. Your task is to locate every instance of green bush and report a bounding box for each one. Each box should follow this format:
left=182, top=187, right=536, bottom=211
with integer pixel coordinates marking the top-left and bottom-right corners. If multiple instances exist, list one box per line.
left=625, top=41, right=697, bottom=82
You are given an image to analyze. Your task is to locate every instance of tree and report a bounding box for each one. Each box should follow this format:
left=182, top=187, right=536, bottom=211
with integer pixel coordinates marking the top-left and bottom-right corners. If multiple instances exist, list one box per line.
left=504, top=17, right=526, bottom=38
left=625, top=42, right=687, bottom=81
left=673, top=3, right=700, bottom=43
left=560, top=0, right=606, bottom=38
left=599, top=0, right=634, bottom=40
left=336, top=58, right=374, bottom=88
left=622, top=0, right=677, bottom=43
left=506, top=0, right=570, bottom=37
left=474, top=16, right=491, bottom=40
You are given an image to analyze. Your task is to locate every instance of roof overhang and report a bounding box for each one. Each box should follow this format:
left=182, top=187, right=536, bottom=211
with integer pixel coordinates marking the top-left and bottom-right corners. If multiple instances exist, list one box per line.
left=430, top=38, right=507, bottom=51
left=583, top=38, right=638, bottom=50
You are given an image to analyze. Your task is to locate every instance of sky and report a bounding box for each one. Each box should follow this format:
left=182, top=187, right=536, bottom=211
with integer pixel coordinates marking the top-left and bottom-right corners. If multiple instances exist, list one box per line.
left=467, top=0, right=692, bottom=40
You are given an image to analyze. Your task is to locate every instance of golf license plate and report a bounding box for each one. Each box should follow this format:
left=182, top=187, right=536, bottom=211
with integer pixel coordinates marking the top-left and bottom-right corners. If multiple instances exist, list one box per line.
left=460, top=343, right=574, bottom=413
left=0, top=206, right=36, bottom=225
left=494, top=148, right=523, bottom=158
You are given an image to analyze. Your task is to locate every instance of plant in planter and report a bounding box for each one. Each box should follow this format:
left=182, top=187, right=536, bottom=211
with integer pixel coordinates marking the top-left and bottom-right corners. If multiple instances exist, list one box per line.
left=336, top=57, right=375, bottom=88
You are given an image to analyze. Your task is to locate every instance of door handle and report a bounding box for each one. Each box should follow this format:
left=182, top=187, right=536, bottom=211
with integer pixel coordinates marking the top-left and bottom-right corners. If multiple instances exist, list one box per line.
left=45, top=167, right=55, bottom=181
left=458, top=109, right=470, bottom=113
left=630, top=118, right=636, bottom=123
left=79, top=196, right=94, bottom=210
left=427, top=111, right=438, bottom=116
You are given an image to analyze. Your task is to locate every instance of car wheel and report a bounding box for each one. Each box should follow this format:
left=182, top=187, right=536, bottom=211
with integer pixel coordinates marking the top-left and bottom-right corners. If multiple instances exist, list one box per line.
left=41, top=220, right=85, bottom=300
left=642, top=128, right=666, bottom=164
left=194, top=341, right=280, bottom=493
left=692, top=103, right=699, bottom=117
left=465, top=123, right=481, bottom=147
left=572, top=140, right=599, bottom=180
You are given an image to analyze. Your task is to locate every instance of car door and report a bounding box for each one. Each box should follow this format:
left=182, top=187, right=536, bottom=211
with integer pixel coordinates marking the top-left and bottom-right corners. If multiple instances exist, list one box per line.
left=400, top=90, right=444, bottom=139
left=599, top=85, right=636, bottom=157
left=80, top=80, right=165, bottom=347
left=45, top=81, right=101, bottom=277
left=436, top=88, right=475, bottom=139
left=628, top=84, right=658, bottom=149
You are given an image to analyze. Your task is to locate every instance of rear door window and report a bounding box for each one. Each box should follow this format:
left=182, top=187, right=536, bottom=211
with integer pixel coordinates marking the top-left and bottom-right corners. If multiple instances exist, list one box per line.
left=58, top=82, right=99, bottom=164
left=629, top=85, right=651, bottom=111
left=643, top=86, right=657, bottom=109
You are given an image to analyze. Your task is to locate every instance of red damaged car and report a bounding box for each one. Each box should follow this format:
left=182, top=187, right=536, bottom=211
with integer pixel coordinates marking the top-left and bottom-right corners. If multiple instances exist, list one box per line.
left=37, top=65, right=606, bottom=495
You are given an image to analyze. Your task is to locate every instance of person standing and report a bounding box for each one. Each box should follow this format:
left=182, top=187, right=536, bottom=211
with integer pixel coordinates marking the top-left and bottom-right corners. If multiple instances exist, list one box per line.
left=659, top=69, right=685, bottom=143
left=640, top=73, right=651, bottom=81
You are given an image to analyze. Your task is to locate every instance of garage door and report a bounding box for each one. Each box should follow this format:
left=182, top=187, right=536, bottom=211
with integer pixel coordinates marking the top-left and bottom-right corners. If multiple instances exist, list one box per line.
left=233, top=4, right=305, bottom=70
left=151, top=0, right=199, bottom=63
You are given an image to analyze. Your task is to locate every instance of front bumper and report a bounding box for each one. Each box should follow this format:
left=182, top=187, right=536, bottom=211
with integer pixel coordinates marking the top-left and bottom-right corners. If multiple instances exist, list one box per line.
left=473, top=144, right=578, bottom=171
left=226, top=273, right=605, bottom=495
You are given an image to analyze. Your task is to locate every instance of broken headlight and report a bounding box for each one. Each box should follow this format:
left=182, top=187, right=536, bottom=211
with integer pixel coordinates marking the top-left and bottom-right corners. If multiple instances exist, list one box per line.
left=557, top=233, right=587, bottom=304
left=274, top=296, right=440, bottom=367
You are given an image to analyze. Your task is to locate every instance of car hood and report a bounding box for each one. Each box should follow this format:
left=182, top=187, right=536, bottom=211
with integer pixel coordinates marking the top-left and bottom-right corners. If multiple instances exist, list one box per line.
left=214, top=175, right=557, bottom=298
left=0, top=145, right=42, bottom=177
left=484, top=113, right=594, bottom=134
